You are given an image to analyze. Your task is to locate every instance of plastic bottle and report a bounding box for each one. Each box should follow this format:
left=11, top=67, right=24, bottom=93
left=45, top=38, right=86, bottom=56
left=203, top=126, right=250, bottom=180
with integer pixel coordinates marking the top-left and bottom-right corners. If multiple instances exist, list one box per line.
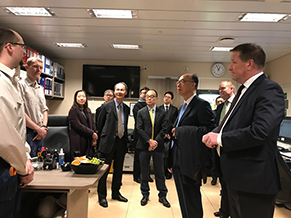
left=59, top=148, right=65, bottom=168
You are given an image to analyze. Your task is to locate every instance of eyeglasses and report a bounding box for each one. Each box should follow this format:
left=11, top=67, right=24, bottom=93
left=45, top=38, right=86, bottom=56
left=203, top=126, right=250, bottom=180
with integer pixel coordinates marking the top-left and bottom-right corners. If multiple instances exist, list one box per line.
left=146, top=95, right=156, bottom=99
left=10, top=42, right=26, bottom=51
left=176, top=79, right=194, bottom=85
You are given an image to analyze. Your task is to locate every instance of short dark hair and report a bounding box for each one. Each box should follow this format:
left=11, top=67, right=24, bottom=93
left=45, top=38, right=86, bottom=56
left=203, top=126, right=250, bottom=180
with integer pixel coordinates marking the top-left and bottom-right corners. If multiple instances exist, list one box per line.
left=148, top=89, right=158, bottom=97
left=140, top=86, right=150, bottom=93
left=104, top=89, right=114, bottom=96
left=0, top=27, right=18, bottom=52
left=164, top=91, right=174, bottom=99
left=114, top=82, right=128, bottom=91
left=73, top=90, right=88, bottom=109
left=230, top=43, right=266, bottom=70
left=191, top=74, right=199, bottom=90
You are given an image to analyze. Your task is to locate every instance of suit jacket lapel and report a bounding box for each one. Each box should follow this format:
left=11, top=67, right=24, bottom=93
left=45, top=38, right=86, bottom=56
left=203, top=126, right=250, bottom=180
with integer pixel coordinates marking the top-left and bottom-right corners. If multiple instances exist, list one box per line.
left=226, top=74, right=266, bottom=124
left=177, top=96, right=197, bottom=126
left=111, top=101, right=118, bottom=119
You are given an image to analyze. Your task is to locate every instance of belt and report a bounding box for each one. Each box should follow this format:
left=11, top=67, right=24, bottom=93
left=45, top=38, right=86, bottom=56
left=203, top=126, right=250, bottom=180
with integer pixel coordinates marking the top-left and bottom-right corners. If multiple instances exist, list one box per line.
left=0, top=157, right=10, bottom=173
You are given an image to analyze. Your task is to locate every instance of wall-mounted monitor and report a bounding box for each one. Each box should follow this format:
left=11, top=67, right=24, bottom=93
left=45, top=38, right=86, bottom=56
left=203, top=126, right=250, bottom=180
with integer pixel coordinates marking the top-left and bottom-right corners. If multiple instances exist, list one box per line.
left=83, top=65, right=140, bottom=98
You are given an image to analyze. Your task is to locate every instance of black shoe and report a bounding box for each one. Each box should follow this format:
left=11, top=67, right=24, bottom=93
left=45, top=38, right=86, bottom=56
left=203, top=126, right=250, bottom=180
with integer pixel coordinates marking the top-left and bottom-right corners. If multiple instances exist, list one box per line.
left=148, top=177, right=154, bottom=182
left=211, top=178, right=217, bottom=186
left=99, top=199, right=108, bottom=208
left=112, top=193, right=128, bottom=202
left=134, top=178, right=141, bottom=183
left=165, top=174, right=172, bottom=180
left=141, top=196, right=149, bottom=206
left=159, top=197, right=171, bottom=208
left=214, top=211, right=220, bottom=217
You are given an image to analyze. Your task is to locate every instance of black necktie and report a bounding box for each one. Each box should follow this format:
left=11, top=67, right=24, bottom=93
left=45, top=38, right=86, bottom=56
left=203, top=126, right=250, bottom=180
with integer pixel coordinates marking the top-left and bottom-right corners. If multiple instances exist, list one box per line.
left=165, top=105, right=169, bottom=112
left=217, top=85, right=245, bottom=133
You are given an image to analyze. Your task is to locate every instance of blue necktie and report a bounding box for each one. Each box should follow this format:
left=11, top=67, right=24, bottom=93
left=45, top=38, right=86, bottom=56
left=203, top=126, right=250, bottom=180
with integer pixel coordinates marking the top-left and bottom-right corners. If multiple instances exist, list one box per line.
left=171, top=102, right=187, bottom=148
left=176, top=102, right=187, bottom=127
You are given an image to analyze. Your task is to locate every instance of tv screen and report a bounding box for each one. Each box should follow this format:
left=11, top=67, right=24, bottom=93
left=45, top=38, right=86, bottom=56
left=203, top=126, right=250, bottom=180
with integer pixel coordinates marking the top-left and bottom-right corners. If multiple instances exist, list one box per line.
left=83, top=65, right=140, bottom=98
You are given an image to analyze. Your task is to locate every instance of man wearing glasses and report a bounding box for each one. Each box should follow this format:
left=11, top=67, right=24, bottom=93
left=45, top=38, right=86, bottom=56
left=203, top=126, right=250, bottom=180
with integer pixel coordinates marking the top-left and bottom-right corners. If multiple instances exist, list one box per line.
left=169, top=74, right=215, bottom=218
left=0, top=27, right=34, bottom=218
left=136, top=89, right=170, bottom=207
left=19, top=57, right=49, bottom=157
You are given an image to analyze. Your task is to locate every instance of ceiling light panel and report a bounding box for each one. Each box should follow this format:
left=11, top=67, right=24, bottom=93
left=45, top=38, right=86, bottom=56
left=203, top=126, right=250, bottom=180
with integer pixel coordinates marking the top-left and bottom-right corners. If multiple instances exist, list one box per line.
left=111, top=44, right=142, bottom=49
left=5, top=7, right=54, bottom=16
left=239, top=13, right=289, bottom=22
left=54, top=43, right=86, bottom=48
left=91, top=9, right=137, bottom=19
left=211, top=47, right=233, bottom=52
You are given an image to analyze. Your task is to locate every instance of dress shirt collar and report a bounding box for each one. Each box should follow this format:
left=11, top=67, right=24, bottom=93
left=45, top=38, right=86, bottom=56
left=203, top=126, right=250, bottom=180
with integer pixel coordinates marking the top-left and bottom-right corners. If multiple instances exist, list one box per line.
left=0, top=62, right=16, bottom=78
left=227, top=94, right=235, bottom=104
left=25, top=76, right=39, bottom=88
left=147, top=104, right=156, bottom=112
left=114, top=99, right=123, bottom=109
left=243, top=72, right=264, bottom=89
left=184, top=93, right=196, bottom=108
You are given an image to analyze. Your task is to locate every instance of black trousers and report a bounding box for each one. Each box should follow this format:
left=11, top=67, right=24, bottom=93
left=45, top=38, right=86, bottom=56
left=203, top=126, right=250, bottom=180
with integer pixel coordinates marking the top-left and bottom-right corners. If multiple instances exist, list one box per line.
left=133, top=148, right=141, bottom=180
left=140, top=150, right=167, bottom=198
left=173, top=166, right=203, bottom=218
left=228, top=188, right=276, bottom=218
left=97, top=137, right=127, bottom=199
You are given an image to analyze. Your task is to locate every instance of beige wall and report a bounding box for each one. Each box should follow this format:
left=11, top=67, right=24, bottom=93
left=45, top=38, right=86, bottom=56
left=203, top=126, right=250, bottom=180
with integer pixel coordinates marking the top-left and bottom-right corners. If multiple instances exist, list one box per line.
left=265, top=53, right=291, bottom=116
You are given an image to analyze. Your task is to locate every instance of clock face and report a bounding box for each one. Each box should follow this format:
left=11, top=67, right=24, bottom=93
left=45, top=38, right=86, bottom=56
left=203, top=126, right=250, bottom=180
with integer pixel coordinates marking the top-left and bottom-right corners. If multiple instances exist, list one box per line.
left=211, top=63, right=225, bottom=77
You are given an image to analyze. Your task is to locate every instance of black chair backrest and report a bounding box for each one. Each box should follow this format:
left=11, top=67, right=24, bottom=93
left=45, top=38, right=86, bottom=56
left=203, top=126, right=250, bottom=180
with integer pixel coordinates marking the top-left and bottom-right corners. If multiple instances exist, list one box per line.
left=43, top=115, right=71, bottom=162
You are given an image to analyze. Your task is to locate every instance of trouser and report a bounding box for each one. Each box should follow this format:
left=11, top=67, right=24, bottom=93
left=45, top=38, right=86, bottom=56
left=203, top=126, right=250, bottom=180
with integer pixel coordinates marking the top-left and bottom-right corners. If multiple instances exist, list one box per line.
left=228, top=188, right=276, bottom=218
left=27, top=127, right=44, bottom=157
left=98, top=137, right=127, bottom=199
left=133, top=148, right=141, bottom=180
left=173, top=166, right=203, bottom=218
left=139, top=150, right=167, bottom=198
left=0, top=168, right=20, bottom=218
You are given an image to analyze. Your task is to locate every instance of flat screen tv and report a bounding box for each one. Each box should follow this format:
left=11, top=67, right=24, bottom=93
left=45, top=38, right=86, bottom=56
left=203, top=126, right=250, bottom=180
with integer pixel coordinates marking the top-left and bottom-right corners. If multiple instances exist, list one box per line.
left=83, top=65, right=140, bottom=98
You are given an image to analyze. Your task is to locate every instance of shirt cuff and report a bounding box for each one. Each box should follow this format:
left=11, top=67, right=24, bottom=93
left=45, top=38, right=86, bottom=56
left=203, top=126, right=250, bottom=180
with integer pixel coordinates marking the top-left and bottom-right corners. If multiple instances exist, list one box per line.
left=217, top=133, right=222, bottom=147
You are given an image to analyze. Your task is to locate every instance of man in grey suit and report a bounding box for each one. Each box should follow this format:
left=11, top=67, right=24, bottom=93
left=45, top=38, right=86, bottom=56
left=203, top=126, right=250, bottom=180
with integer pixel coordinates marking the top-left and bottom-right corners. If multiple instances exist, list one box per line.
left=97, top=82, right=130, bottom=208
left=203, top=43, right=285, bottom=218
left=136, top=89, right=170, bottom=207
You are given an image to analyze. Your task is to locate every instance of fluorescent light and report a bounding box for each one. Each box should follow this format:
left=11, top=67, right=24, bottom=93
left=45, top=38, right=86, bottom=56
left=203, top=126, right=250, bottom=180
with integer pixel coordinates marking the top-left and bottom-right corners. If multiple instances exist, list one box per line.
left=5, top=7, right=54, bottom=16
left=239, top=13, right=290, bottom=22
left=91, top=9, right=137, bottom=19
left=54, top=43, right=86, bottom=48
left=112, top=44, right=142, bottom=50
left=211, top=47, right=233, bottom=52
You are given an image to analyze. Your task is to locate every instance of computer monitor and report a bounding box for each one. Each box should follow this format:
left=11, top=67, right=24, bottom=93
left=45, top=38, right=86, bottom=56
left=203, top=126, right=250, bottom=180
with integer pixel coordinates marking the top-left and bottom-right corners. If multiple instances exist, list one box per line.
left=278, top=117, right=291, bottom=144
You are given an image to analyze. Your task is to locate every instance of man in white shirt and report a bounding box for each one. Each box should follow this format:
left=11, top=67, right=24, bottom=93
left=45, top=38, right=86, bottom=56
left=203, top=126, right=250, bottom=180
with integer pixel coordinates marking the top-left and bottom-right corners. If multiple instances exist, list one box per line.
left=0, top=27, right=34, bottom=218
left=19, top=57, right=49, bottom=157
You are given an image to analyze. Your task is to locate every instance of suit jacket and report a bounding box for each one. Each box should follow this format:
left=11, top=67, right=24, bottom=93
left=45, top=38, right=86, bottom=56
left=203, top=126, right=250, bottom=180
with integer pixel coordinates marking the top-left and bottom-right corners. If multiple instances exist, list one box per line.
left=158, top=104, right=178, bottom=135
left=220, top=74, right=285, bottom=195
left=170, top=95, right=216, bottom=181
left=95, top=103, right=104, bottom=129
left=136, top=106, right=167, bottom=152
left=97, top=100, right=130, bottom=154
left=68, top=104, right=96, bottom=156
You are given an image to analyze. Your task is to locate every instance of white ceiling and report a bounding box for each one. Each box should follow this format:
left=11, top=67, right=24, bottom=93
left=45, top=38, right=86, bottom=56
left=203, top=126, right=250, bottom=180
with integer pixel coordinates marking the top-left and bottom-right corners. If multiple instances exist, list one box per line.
left=1, top=0, right=291, bottom=63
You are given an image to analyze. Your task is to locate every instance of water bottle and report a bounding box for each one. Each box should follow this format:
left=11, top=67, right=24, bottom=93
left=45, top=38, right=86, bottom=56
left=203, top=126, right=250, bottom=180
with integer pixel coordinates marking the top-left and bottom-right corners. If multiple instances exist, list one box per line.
left=59, top=148, right=65, bottom=168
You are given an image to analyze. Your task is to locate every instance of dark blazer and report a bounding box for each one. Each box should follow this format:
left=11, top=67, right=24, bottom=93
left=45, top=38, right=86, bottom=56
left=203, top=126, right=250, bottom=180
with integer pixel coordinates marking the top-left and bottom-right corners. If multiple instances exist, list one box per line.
left=95, top=103, right=104, bottom=129
left=68, top=104, right=96, bottom=156
left=158, top=104, right=178, bottom=135
left=214, top=103, right=223, bottom=126
left=136, top=106, right=167, bottom=152
left=97, top=100, right=130, bottom=154
left=220, top=74, right=285, bottom=195
left=170, top=95, right=216, bottom=179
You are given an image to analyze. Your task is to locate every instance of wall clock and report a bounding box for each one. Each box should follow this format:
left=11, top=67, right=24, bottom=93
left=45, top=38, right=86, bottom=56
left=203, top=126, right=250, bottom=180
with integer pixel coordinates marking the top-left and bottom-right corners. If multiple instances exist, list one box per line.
left=211, top=63, right=225, bottom=77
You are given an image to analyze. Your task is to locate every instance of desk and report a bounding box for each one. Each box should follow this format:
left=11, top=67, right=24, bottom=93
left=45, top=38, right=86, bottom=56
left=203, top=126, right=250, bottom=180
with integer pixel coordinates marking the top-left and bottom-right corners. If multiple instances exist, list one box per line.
left=23, top=164, right=108, bottom=218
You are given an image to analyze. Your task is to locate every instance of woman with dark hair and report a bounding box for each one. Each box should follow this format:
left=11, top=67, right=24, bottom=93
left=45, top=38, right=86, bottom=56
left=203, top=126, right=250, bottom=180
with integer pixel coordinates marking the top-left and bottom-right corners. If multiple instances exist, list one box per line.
left=68, top=90, right=98, bottom=158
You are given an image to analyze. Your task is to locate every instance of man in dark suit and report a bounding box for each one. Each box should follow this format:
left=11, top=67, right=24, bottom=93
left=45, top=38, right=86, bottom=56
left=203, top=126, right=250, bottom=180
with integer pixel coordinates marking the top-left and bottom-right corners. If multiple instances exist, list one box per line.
left=136, top=89, right=170, bottom=207
left=159, top=91, right=178, bottom=179
left=132, top=87, right=152, bottom=183
left=169, top=74, right=216, bottom=218
left=213, top=81, right=235, bottom=218
left=95, top=89, right=114, bottom=128
left=97, top=82, right=130, bottom=208
left=203, top=43, right=285, bottom=218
